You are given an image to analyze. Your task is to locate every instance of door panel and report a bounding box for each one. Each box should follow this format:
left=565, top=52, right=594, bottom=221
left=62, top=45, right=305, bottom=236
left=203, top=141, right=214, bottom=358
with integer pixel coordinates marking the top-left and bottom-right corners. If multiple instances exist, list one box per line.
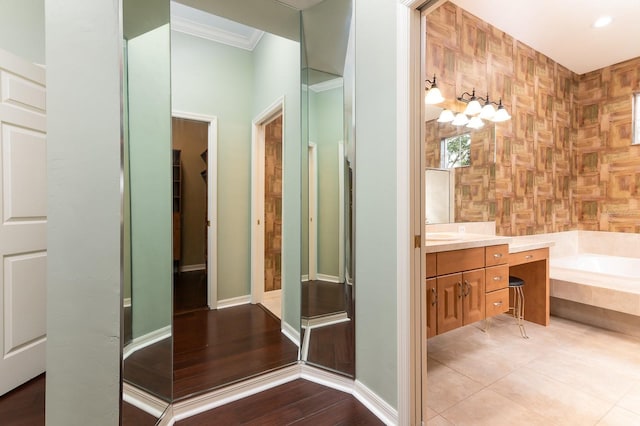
left=463, top=268, right=485, bottom=324
left=425, top=278, right=436, bottom=338
left=436, top=273, right=462, bottom=334
left=0, top=48, right=46, bottom=396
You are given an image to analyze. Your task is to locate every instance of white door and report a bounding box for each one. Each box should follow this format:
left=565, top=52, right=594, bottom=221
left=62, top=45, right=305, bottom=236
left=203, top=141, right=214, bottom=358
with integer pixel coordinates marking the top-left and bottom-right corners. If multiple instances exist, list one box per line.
left=0, top=48, right=47, bottom=396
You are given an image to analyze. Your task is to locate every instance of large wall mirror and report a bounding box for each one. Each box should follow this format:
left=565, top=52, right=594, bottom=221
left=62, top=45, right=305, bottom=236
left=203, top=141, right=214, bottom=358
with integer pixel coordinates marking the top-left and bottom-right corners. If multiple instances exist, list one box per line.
left=424, top=104, right=496, bottom=225
left=121, top=0, right=355, bottom=421
left=300, top=0, right=355, bottom=377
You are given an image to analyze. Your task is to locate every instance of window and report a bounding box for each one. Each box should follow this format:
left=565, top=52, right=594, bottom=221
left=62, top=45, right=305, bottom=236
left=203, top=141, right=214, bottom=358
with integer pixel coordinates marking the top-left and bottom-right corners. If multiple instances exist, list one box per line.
left=633, top=92, right=640, bottom=145
left=440, top=133, right=471, bottom=168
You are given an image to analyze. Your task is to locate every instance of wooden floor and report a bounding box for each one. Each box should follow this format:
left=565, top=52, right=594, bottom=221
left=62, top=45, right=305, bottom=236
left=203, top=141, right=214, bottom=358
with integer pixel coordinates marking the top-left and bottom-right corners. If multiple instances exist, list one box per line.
left=175, top=379, right=383, bottom=425
left=302, top=280, right=350, bottom=318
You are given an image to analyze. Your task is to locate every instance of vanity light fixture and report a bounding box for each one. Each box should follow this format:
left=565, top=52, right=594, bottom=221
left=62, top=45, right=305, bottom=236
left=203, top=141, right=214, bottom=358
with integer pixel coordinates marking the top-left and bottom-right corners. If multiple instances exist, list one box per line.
left=491, top=99, right=511, bottom=122
left=467, top=115, right=485, bottom=129
left=437, top=109, right=455, bottom=123
left=458, top=89, right=482, bottom=116
left=451, top=112, right=470, bottom=126
left=479, top=94, right=497, bottom=120
left=425, top=74, right=445, bottom=104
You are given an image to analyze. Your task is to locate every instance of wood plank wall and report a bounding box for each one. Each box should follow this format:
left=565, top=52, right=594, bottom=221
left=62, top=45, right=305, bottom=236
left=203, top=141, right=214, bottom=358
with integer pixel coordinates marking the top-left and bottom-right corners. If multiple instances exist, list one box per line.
left=425, top=2, right=640, bottom=235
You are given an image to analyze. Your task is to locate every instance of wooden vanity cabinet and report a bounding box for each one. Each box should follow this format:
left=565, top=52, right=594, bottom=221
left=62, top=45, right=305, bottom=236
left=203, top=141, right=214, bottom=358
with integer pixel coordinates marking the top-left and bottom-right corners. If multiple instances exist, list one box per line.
left=426, top=244, right=508, bottom=337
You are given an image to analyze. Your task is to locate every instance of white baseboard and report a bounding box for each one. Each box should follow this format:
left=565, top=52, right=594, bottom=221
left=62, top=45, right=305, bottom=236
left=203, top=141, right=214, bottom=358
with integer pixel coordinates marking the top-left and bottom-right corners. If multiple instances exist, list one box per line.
left=316, top=273, right=342, bottom=283
left=171, top=364, right=302, bottom=423
left=123, top=298, right=131, bottom=308
left=179, top=264, right=206, bottom=273
left=145, top=363, right=396, bottom=426
left=123, top=325, right=171, bottom=360
left=301, top=274, right=309, bottom=282
left=301, top=312, right=350, bottom=330
left=216, top=295, right=251, bottom=309
left=281, top=320, right=300, bottom=347
left=123, top=382, right=169, bottom=419
left=354, top=379, right=398, bottom=425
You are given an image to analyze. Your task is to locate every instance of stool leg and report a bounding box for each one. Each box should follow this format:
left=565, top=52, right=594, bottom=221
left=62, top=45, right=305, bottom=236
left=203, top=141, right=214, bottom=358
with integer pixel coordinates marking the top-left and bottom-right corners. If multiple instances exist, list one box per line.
left=515, top=286, right=529, bottom=339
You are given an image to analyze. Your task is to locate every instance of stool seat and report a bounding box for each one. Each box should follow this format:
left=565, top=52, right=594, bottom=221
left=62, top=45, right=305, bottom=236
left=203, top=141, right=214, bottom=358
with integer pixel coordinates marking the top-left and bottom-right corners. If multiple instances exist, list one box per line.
left=508, top=276, right=525, bottom=287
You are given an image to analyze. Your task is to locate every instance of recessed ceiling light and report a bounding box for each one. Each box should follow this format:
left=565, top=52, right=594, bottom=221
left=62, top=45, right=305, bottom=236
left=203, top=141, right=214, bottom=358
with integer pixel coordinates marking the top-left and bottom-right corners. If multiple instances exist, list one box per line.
left=593, top=16, right=613, bottom=28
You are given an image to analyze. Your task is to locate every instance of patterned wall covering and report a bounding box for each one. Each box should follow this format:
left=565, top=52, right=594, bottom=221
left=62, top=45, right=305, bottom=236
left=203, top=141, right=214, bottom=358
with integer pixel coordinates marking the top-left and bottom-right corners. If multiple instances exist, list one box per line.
left=426, top=2, right=575, bottom=236
left=574, top=57, right=640, bottom=232
left=264, top=116, right=283, bottom=291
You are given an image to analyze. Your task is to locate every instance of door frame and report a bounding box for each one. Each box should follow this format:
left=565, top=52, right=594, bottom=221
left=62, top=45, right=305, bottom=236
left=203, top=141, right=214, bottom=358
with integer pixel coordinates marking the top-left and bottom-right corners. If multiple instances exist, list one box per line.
left=251, top=97, right=285, bottom=304
left=337, top=140, right=345, bottom=282
left=307, top=142, right=318, bottom=281
left=172, top=110, right=218, bottom=309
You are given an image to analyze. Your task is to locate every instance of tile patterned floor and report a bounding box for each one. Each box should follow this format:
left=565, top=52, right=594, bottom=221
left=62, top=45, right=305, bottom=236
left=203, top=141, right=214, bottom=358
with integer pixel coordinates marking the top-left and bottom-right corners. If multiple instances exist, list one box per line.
left=426, top=314, right=640, bottom=426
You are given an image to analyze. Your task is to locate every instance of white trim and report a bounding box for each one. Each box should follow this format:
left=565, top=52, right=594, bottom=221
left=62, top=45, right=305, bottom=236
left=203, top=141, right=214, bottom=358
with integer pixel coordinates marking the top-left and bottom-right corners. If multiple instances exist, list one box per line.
left=281, top=320, right=300, bottom=347
left=315, top=273, right=342, bottom=283
left=172, top=110, right=218, bottom=310
left=170, top=16, right=265, bottom=51
left=144, top=364, right=396, bottom=425
left=301, top=274, right=310, bottom=282
left=309, top=78, right=343, bottom=93
left=178, top=263, right=206, bottom=273
left=308, top=143, right=318, bottom=280
left=396, top=1, right=422, bottom=425
left=338, top=141, right=345, bottom=282
left=354, top=380, right=399, bottom=426
left=123, top=382, right=169, bottom=419
left=301, top=312, right=349, bottom=330
left=123, top=325, right=172, bottom=360
left=171, top=364, right=301, bottom=423
left=123, top=297, right=131, bottom=308
left=216, top=295, right=251, bottom=309
left=251, top=97, right=285, bottom=305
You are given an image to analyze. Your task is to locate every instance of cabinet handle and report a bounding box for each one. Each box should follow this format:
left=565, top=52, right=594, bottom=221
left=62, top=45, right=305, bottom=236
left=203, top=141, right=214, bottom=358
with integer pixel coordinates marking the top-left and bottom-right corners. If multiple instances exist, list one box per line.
left=493, top=301, right=503, bottom=307
left=493, top=253, right=502, bottom=258
left=493, top=276, right=502, bottom=281
left=457, top=282, right=462, bottom=298
left=525, top=255, right=533, bottom=259
left=431, top=288, right=437, bottom=306
left=463, top=280, right=470, bottom=297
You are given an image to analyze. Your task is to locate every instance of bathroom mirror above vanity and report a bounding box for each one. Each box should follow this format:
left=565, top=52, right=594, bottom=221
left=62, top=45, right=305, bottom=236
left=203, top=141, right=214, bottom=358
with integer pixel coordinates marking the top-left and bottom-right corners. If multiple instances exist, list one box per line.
left=424, top=104, right=496, bottom=225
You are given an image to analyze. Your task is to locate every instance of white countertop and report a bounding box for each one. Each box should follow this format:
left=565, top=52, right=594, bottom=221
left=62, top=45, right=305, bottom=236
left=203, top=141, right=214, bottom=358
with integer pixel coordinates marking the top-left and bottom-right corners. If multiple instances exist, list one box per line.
left=424, top=233, right=554, bottom=254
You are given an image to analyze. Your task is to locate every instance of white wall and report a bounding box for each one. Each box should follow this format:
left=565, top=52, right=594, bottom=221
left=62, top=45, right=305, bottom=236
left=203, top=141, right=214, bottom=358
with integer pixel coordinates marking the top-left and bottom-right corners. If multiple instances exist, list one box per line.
left=0, top=0, right=44, bottom=64
left=45, top=0, right=122, bottom=423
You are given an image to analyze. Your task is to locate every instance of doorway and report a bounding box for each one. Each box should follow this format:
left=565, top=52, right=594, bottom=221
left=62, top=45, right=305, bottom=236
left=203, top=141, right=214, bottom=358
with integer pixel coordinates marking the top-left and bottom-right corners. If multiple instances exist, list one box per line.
left=171, top=113, right=217, bottom=313
left=251, top=99, right=284, bottom=319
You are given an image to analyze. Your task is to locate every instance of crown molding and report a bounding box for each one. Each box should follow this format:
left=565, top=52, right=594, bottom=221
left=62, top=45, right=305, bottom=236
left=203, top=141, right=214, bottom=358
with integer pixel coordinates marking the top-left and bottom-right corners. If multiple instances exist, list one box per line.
left=171, top=15, right=265, bottom=51
left=309, top=78, right=343, bottom=93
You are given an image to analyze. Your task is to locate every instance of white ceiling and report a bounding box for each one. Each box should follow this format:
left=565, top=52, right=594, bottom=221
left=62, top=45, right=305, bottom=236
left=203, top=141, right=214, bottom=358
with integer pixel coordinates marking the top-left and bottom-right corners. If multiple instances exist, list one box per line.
left=450, top=0, right=640, bottom=75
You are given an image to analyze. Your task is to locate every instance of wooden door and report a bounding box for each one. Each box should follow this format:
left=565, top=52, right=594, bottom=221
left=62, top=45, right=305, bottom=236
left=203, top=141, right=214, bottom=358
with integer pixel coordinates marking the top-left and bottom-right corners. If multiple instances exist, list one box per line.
left=462, top=268, right=485, bottom=325
left=425, top=278, right=437, bottom=338
left=436, top=273, right=462, bottom=334
left=264, top=115, right=282, bottom=292
left=0, top=48, right=47, bottom=395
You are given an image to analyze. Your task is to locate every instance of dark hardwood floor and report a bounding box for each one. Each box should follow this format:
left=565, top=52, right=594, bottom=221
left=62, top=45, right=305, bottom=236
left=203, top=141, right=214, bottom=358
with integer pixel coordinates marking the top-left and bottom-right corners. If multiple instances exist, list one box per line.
left=174, top=270, right=208, bottom=314
left=173, top=304, right=298, bottom=400
left=302, top=280, right=350, bottom=318
left=175, top=379, right=383, bottom=425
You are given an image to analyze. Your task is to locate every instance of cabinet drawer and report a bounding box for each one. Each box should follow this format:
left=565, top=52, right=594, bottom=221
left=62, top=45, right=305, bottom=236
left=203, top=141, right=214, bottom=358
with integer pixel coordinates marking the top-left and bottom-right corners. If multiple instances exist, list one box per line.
left=508, top=248, right=548, bottom=266
left=486, top=288, right=509, bottom=318
left=485, top=264, right=509, bottom=292
left=437, top=247, right=484, bottom=275
left=426, top=253, right=437, bottom=278
left=485, top=244, right=508, bottom=266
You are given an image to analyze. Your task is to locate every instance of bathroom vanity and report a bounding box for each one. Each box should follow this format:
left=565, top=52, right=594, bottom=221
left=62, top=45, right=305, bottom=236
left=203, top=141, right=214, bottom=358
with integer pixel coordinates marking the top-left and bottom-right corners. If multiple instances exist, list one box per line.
left=424, top=233, right=552, bottom=338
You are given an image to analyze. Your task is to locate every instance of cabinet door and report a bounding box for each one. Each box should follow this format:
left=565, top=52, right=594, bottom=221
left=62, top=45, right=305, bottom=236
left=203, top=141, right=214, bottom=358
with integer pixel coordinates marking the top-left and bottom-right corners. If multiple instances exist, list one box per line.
left=426, top=278, right=437, bottom=338
left=462, top=268, right=485, bottom=325
left=437, top=273, right=463, bottom=334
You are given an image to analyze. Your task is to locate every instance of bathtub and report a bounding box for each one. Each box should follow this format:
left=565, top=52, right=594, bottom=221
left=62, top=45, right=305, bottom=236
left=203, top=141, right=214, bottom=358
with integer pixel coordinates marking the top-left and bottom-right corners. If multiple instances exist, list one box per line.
left=550, top=253, right=640, bottom=324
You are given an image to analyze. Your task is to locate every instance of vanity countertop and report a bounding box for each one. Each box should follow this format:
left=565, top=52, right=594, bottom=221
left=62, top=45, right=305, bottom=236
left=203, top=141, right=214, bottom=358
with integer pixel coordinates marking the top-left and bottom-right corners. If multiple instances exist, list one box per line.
left=508, top=236, right=555, bottom=253
left=424, top=233, right=555, bottom=254
left=425, top=233, right=511, bottom=253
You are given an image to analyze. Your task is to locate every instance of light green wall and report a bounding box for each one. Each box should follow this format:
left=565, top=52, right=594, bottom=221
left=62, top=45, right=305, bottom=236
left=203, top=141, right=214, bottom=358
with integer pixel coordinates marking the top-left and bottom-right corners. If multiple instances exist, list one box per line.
left=45, top=0, right=122, bottom=423
left=0, top=0, right=44, bottom=63
left=309, top=86, right=342, bottom=278
left=171, top=31, right=253, bottom=301
left=252, top=32, right=301, bottom=333
left=128, top=25, right=173, bottom=339
left=354, top=0, right=398, bottom=409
